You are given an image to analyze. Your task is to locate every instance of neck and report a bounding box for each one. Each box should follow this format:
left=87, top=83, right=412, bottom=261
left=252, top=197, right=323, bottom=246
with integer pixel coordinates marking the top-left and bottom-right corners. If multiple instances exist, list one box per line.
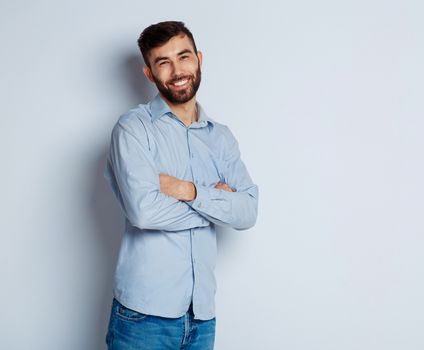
left=160, top=93, right=198, bottom=126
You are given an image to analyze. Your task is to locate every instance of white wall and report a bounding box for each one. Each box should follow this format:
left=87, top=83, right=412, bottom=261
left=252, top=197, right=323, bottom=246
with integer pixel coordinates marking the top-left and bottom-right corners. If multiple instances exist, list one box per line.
left=1, top=0, right=423, bottom=349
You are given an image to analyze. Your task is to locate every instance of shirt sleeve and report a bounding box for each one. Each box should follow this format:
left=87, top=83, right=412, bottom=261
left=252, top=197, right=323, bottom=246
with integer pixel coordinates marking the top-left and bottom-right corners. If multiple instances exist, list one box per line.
left=104, top=121, right=210, bottom=232
left=185, top=126, right=259, bottom=231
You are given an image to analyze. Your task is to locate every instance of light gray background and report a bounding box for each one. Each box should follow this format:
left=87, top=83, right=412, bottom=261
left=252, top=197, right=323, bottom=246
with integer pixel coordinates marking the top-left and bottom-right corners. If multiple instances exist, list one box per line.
left=1, top=0, right=423, bottom=349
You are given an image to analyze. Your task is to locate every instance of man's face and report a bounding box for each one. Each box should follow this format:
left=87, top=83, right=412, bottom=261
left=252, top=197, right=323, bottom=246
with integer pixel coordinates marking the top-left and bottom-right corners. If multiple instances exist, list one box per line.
left=143, top=34, right=202, bottom=104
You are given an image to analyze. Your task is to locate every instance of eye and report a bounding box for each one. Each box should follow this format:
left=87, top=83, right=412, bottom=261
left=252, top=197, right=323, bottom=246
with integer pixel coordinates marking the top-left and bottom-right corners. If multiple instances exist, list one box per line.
left=159, top=61, right=168, bottom=66
left=181, top=55, right=189, bottom=60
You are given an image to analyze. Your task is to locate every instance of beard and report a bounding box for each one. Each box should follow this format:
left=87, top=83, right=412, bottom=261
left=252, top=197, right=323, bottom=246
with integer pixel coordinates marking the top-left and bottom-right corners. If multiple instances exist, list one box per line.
left=151, top=63, right=202, bottom=104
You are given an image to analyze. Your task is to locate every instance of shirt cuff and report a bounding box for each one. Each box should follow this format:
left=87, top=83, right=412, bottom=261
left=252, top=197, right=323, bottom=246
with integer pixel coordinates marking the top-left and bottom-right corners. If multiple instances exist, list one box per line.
left=186, top=183, right=221, bottom=210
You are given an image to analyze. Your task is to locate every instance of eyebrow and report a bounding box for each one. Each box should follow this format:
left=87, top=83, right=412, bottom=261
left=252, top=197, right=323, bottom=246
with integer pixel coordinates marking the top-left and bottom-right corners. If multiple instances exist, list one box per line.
left=153, top=49, right=194, bottom=65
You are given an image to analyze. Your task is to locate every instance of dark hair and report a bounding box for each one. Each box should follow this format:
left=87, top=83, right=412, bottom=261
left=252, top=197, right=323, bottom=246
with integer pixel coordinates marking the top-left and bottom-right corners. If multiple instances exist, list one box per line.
left=137, top=21, right=198, bottom=68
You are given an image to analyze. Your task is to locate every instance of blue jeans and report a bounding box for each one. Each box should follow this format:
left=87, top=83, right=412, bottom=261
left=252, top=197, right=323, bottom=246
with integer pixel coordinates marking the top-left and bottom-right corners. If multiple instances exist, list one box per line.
left=105, top=298, right=216, bottom=349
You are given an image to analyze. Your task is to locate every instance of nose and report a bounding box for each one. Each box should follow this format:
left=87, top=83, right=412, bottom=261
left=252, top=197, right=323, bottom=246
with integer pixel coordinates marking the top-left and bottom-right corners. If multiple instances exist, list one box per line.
left=170, top=60, right=185, bottom=78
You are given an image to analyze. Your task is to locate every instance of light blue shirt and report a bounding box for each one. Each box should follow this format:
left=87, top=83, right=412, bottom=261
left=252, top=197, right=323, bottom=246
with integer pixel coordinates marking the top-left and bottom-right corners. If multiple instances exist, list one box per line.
left=103, top=92, right=259, bottom=320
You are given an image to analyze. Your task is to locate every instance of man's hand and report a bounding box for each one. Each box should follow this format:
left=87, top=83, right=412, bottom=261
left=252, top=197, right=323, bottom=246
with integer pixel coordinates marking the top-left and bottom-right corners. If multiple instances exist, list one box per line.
left=159, top=173, right=196, bottom=201
left=160, top=174, right=235, bottom=201
left=214, top=182, right=236, bottom=192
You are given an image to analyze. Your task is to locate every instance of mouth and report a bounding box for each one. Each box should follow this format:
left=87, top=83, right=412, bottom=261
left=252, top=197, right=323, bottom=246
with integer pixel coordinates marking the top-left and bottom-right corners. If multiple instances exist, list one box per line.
left=169, top=77, right=190, bottom=89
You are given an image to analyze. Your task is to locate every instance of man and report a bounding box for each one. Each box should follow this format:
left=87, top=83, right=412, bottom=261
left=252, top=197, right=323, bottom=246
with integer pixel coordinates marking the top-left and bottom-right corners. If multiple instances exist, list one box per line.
left=104, top=21, right=259, bottom=349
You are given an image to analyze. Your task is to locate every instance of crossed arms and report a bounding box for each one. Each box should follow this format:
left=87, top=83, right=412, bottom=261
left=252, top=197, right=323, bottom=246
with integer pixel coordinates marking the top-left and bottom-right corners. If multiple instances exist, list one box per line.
left=158, top=173, right=234, bottom=201
left=104, top=121, right=259, bottom=232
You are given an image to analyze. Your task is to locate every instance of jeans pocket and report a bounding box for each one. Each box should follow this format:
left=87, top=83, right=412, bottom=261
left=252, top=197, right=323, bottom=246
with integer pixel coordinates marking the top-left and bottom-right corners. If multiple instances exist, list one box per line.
left=115, top=302, right=148, bottom=322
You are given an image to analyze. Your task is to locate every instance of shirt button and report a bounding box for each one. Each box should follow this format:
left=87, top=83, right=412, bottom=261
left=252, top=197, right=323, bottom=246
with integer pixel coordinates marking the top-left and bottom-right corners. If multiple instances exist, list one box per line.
left=191, top=153, right=194, bottom=158
left=198, top=202, right=202, bottom=208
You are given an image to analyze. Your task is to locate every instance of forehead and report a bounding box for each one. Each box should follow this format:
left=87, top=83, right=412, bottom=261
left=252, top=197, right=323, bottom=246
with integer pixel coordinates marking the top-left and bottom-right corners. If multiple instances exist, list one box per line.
left=148, top=34, right=195, bottom=60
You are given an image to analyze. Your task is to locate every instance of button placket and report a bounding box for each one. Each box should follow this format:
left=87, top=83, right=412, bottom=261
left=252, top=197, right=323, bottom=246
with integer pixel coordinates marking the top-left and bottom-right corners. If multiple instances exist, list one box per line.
left=186, top=128, right=198, bottom=306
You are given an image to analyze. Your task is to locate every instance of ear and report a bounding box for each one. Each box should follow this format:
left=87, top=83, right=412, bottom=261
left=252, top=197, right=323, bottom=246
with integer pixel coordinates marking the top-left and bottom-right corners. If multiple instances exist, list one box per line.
left=197, top=50, right=203, bottom=67
left=143, top=65, right=154, bottom=83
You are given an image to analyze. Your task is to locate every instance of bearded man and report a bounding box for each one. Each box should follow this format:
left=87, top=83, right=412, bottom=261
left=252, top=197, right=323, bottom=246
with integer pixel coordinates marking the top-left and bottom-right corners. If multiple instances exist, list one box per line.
left=104, top=20, right=259, bottom=350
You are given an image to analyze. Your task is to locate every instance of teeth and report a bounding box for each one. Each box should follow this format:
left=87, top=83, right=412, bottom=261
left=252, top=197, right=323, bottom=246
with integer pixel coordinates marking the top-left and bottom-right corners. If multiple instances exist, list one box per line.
left=173, top=79, right=188, bottom=86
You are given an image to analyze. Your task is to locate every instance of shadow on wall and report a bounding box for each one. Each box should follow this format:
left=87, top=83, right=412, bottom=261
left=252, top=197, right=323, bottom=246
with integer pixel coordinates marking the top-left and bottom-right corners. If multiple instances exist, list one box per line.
left=90, top=52, right=154, bottom=350
left=90, top=52, right=238, bottom=350
left=123, top=54, right=158, bottom=105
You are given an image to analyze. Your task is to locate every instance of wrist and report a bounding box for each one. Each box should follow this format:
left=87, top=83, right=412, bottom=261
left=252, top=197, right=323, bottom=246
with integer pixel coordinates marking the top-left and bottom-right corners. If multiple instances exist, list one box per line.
left=192, top=182, right=197, bottom=200
left=184, top=181, right=196, bottom=201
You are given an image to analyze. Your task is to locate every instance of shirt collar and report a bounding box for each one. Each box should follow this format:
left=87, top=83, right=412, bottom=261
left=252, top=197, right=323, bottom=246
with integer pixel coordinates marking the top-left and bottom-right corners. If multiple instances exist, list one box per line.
left=149, top=92, right=215, bottom=129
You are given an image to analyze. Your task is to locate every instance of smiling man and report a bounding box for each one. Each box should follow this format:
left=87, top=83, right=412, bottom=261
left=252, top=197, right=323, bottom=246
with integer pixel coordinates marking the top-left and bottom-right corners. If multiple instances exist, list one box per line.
left=104, top=21, right=259, bottom=349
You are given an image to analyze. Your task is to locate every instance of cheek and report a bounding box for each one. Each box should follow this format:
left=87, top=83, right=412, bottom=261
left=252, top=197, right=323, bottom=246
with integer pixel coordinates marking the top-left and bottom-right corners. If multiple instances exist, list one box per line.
left=152, top=69, right=170, bottom=83
left=185, top=62, right=199, bottom=72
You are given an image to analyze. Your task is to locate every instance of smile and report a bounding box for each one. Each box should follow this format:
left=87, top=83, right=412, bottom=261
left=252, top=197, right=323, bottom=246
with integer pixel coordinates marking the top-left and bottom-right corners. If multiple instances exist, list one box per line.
left=170, top=78, right=190, bottom=88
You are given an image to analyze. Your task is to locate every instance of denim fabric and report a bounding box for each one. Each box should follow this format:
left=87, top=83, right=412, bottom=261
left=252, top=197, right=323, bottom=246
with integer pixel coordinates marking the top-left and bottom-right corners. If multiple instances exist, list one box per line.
left=106, top=298, right=216, bottom=350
